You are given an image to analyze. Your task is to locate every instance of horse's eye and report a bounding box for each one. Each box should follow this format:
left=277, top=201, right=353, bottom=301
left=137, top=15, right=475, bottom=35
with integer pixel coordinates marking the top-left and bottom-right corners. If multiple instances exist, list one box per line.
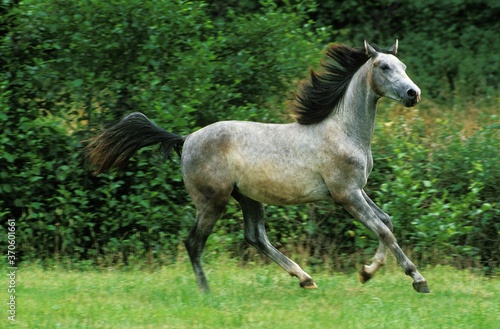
left=380, top=64, right=390, bottom=71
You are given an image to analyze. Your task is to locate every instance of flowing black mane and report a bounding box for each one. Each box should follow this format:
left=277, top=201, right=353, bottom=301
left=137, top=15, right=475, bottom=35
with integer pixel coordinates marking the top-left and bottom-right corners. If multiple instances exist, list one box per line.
left=292, top=44, right=371, bottom=125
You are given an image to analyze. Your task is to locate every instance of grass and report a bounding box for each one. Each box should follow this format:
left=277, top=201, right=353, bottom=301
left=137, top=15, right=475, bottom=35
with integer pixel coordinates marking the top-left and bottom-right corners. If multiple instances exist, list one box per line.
left=10, top=258, right=500, bottom=329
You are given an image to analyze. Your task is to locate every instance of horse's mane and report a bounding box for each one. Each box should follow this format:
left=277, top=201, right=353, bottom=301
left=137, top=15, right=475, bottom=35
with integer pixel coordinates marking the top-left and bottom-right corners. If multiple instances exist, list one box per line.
left=292, top=44, right=382, bottom=125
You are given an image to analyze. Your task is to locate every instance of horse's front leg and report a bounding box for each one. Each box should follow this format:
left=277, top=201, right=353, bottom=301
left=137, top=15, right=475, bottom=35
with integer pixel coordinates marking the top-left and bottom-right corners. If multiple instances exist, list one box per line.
left=339, top=189, right=430, bottom=293
left=358, top=190, right=392, bottom=283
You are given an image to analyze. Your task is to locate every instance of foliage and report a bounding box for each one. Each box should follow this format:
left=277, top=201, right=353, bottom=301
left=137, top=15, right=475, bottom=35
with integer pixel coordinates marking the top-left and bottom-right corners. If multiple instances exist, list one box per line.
left=371, top=109, right=499, bottom=270
left=0, top=0, right=498, bottom=272
left=0, top=0, right=324, bottom=264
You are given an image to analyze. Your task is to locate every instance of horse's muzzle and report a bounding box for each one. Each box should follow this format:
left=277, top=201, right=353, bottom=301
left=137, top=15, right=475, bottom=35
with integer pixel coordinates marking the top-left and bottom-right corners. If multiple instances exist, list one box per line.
left=403, top=88, right=421, bottom=107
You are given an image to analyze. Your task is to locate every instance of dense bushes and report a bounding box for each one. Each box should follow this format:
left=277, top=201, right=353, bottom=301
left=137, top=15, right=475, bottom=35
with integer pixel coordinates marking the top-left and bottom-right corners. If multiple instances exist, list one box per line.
left=1, top=1, right=498, bottom=271
left=371, top=108, right=499, bottom=270
left=0, top=0, right=324, bottom=264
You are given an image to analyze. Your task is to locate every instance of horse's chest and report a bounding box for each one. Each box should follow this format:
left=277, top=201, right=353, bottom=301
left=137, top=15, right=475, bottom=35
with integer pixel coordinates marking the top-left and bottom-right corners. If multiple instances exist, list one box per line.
left=319, top=146, right=373, bottom=189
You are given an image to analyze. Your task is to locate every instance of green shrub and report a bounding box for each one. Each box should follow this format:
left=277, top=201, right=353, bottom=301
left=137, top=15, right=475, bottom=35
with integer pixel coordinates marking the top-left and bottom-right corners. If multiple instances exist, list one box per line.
left=1, top=0, right=324, bottom=265
left=371, top=109, right=499, bottom=271
left=1, top=1, right=497, bottom=272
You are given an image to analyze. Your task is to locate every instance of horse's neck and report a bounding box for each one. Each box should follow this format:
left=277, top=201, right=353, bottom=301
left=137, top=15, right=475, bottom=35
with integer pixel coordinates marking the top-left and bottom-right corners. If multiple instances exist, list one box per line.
left=327, top=62, right=379, bottom=149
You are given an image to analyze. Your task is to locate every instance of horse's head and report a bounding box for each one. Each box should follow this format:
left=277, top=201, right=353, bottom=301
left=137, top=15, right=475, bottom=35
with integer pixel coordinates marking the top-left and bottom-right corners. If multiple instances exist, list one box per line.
left=365, top=40, right=421, bottom=107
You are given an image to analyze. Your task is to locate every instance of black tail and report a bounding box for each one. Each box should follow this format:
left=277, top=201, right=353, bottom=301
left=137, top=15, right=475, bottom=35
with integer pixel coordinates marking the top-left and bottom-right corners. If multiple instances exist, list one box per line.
left=84, top=112, right=185, bottom=175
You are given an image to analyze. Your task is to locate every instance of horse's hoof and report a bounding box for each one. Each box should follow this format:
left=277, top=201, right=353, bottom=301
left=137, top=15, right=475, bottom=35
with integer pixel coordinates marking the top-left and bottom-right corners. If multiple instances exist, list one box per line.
left=412, top=280, right=430, bottom=293
left=358, top=266, right=372, bottom=284
left=300, top=278, right=318, bottom=289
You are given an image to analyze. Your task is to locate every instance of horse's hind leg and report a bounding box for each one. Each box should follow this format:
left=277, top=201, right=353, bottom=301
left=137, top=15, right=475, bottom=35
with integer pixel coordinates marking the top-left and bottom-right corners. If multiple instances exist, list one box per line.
left=358, top=190, right=392, bottom=283
left=184, top=189, right=230, bottom=292
left=238, top=195, right=317, bottom=289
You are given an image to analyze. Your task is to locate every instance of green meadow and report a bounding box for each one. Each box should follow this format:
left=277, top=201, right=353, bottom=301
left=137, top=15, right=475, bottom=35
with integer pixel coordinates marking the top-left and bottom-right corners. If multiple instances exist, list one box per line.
left=12, top=259, right=499, bottom=329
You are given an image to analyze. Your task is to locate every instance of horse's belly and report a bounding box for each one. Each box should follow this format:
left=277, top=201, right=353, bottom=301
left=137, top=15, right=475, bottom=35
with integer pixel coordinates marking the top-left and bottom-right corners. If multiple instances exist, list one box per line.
left=235, top=170, right=331, bottom=206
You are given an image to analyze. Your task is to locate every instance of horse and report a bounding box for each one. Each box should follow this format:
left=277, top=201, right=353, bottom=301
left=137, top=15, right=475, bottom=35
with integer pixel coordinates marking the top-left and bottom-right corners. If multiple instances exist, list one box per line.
left=85, top=40, right=430, bottom=293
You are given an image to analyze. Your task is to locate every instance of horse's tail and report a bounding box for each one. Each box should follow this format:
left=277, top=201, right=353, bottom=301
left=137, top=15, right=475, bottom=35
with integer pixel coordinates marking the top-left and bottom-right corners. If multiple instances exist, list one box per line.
left=84, top=112, right=185, bottom=175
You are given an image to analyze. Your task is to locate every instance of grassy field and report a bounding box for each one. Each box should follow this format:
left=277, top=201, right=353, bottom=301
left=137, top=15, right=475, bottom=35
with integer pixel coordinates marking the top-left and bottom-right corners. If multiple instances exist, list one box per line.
left=8, top=258, right=499, bottom=329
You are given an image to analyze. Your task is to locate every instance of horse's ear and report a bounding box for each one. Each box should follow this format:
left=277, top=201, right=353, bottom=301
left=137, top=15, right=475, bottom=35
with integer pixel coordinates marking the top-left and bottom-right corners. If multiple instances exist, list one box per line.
left=389, top=39, right=398, bottom=55
left=364, top=40, right=378, bottom=58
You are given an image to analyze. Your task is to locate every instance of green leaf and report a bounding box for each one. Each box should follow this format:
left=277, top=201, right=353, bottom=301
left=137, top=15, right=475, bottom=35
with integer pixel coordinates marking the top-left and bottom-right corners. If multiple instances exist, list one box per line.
left=73, top=79, right=84, bottom=87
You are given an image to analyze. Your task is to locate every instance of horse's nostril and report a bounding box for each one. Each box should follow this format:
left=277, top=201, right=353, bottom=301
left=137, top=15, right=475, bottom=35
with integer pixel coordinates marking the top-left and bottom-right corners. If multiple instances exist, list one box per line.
left=407, top=89, right=417, bottom=98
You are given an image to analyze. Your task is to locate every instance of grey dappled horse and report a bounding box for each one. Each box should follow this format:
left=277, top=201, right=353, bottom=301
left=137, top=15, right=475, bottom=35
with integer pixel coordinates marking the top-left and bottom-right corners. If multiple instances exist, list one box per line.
left=86, top=40, right=430, bottom=293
